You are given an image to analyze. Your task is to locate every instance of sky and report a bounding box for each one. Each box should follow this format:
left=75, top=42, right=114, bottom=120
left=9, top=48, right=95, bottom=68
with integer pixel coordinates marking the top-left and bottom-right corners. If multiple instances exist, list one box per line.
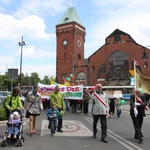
left=0, top=0, right=150, bottom=79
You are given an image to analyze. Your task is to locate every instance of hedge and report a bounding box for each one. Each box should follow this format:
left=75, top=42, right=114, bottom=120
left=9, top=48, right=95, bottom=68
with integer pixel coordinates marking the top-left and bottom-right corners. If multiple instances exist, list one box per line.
left=0, top=105, right=7, bottom=121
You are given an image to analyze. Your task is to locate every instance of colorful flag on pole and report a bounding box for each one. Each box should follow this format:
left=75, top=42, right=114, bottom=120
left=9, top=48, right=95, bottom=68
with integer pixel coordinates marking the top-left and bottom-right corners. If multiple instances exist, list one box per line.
left=135, top=68, right=150, bottom=94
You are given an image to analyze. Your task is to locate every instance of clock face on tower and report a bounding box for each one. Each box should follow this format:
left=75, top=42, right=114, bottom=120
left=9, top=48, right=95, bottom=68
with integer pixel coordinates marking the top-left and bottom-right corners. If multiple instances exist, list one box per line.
left=62, top=40, right=68, bottom=46
left=77, top=40, right=81, bottom=47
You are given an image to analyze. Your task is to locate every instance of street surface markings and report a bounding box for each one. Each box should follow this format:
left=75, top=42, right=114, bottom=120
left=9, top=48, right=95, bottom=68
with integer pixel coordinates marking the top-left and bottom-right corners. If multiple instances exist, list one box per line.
left=41, top=120, right=93, bottom=137
left=85, top=116, right=143, bottom=150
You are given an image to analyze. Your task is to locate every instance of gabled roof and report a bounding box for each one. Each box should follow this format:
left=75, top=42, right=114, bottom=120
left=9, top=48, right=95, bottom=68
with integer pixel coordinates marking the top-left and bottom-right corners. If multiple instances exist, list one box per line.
left=106, top=28, right=136, bottom=42
left=57, top=7, right=83, bottom=26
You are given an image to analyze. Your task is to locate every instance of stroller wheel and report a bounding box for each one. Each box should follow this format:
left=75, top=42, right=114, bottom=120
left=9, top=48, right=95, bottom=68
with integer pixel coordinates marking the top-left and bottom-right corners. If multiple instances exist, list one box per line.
left=22, top=136, right=25, bottom=142
left=1, top=140, right=7, bottom=147
left=15, top=139, right=22, bottom=147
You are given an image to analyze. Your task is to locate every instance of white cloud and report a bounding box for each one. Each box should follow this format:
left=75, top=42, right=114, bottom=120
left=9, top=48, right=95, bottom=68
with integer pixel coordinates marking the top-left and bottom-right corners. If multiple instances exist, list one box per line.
left=0, top=0, right=11, bottom=4
left=14, top=0, right=66, bottom=17
left=0, top=13, right=52, bottom=40
left=13, top=45, right=56, bottom=59
left=23, top=64, right=56, bottom=79
left=85, top=0, right=150, bottom=57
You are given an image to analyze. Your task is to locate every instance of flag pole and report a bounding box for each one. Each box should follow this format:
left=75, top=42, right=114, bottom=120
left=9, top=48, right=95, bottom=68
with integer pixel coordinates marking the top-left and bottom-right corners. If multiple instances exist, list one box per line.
left=134, top=60, right=137, bottom=91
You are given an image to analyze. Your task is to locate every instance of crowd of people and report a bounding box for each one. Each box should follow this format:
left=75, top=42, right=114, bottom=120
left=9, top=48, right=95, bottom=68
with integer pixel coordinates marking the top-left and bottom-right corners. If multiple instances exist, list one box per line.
left=3, top=84, right=150, bottom=144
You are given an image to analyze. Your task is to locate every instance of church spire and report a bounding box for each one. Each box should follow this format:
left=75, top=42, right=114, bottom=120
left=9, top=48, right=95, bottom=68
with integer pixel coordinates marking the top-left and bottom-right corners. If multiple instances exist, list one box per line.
left=57, top=7, right=83, bottom=26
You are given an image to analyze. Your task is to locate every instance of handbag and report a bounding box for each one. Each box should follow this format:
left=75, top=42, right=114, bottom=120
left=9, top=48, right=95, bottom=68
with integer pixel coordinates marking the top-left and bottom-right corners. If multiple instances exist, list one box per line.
left=25, top=96, right=37, bottom=118
left=25, top=110, right=30, bottom=118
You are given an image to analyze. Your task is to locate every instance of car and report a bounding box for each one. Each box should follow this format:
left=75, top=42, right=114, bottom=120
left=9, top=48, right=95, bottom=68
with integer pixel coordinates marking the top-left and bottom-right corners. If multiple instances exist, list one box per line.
left=0, top=91, right=11, bottom=105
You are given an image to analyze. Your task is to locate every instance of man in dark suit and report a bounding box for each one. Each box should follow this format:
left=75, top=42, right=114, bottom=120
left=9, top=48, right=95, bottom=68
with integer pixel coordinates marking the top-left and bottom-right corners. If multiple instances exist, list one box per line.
left=130, top=89, right=147, bottom=144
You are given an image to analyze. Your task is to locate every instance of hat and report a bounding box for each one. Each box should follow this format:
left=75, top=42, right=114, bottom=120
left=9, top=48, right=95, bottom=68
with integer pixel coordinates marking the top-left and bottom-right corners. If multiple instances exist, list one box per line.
left=13, top=111, right=19, bottom=116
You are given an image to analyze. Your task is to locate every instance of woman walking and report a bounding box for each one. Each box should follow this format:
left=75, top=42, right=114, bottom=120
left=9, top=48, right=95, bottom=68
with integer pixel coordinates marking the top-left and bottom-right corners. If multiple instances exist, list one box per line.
left=25, top=85, right=43, bottom=136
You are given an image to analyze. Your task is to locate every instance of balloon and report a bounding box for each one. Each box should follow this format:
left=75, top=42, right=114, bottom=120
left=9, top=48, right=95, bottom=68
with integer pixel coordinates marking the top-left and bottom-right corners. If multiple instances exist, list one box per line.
left=66, top=77, right=71, bottom=82
left=138, top=88, right=144, bottom=94
left=55, top=83, right=58, bottom=86
left=70, top=74, right=73, bottom=77
left=120, top=99, right=125, bottom=105
left=71, top=76, right=74, bottom=79
left=92, top=86, right=95, bottom=91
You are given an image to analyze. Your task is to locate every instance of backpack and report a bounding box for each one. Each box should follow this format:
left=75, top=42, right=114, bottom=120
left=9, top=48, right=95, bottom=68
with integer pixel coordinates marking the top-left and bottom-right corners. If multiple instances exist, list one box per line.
left=3, top=96, right=12, bottom=119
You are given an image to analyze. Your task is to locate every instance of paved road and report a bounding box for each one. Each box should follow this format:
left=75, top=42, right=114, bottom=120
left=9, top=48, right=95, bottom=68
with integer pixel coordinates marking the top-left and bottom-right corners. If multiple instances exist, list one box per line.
left=0, top=103, right=150, bottom=150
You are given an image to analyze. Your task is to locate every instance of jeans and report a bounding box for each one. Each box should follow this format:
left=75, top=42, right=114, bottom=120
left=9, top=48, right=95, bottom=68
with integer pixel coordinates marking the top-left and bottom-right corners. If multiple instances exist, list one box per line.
left=65, top=100, right=69, bottom=113
left=8, top=126, right=19, bottom=135
left=50, top=120, right=57, bottom=134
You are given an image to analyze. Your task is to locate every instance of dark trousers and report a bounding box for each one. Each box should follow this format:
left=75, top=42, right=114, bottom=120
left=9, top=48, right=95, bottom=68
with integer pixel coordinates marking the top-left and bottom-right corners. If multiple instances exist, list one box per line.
left=109, top=105, right=115, bottom=114
left=130, top=112, right=143, bottom=139
left=57, top=117, right=62, bottom=131
left=93, top=115, right=107, bottom=139
left=57, top=108, right=63, bottom=131
left=83, top=103, right=88, bottom=114
left=117, top=110, right=121, bottom=117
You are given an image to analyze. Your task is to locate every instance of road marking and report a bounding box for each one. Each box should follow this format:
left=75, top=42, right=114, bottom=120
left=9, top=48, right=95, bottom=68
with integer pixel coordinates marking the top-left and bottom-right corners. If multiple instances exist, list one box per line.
left=41, top=120, right=93, bottom=137
left=85, top=116, right=143, bottom=150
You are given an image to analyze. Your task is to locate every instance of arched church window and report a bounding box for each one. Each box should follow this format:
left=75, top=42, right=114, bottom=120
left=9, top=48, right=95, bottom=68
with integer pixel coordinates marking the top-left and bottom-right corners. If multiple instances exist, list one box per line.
left=97, top=64, right=106, bottom=79
left=109, top=50, right=128, bottom=79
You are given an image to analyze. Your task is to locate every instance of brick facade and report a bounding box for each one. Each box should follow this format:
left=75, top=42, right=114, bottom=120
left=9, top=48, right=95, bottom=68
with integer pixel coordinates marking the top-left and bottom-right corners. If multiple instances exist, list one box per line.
left=56, top=12, right=150, bottom=86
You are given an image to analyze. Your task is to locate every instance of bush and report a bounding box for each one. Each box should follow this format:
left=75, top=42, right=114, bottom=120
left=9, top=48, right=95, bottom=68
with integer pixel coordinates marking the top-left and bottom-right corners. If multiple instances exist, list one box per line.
left=0, top=105, right=7, bottom=121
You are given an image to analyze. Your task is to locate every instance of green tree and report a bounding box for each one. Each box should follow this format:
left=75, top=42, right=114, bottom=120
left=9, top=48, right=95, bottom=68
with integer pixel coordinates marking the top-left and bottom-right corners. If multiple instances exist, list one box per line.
left=41, top=75, right=50, bottom=85
left=0, top=75, right=11, bottom=91
left=29, top=72, right=40, bottom=86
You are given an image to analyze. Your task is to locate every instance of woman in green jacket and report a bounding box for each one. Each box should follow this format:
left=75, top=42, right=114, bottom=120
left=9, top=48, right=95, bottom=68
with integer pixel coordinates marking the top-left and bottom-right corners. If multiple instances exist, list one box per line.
left=5, top=87, right=24, bottom=118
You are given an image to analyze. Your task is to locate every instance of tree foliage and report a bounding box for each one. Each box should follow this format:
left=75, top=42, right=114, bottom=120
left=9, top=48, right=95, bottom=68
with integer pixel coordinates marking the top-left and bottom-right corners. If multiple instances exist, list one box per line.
left=0, top=72, right=55, bottom=91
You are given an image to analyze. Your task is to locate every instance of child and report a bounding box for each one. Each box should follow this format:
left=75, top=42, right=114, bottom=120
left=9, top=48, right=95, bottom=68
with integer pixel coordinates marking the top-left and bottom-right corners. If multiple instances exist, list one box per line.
left=115, top=98, right=122, bottom=118
left=47, top=102, right=60, bottom=137
left=7, top=111, right=21, bottom=138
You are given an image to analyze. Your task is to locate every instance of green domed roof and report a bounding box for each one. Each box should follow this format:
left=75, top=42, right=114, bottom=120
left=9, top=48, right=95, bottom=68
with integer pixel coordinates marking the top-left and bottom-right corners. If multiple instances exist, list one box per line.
left=58, top=7, right=83, bottom=26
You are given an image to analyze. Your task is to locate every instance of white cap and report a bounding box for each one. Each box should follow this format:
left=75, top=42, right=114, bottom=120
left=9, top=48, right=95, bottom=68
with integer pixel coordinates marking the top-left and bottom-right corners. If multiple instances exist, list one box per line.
left=13, top=111, right=19, bottom=116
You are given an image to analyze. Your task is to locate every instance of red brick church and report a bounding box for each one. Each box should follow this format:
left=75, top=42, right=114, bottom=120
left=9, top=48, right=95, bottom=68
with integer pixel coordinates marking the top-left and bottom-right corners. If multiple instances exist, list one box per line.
left=55, top=7, right=150, bottom=86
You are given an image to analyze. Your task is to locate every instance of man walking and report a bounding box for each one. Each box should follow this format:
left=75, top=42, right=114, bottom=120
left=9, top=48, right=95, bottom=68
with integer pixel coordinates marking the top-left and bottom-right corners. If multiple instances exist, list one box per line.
left=130, top=88, right=147, bottom=143
left=89, top=84, right=109, bottom=143
left=50, top=86, right=64, bottom=132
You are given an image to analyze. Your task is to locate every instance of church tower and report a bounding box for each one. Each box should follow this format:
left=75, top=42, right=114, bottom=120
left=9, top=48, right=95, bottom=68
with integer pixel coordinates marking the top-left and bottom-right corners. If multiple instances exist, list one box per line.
left=56, top=7, right=85, bottom=84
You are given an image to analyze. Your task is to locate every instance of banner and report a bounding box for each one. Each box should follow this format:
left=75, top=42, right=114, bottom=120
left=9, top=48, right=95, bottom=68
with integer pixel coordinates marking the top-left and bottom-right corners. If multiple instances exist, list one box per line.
left=38, top=83, right=83, bottom=100
left=136, top=68, right=150, bottom=94
left=104, top=90, right=123, bottom=98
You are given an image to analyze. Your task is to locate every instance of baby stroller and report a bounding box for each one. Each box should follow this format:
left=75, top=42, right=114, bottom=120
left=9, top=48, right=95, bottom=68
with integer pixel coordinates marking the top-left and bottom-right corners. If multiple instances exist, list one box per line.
left=1, top=109, right=25, bottom=147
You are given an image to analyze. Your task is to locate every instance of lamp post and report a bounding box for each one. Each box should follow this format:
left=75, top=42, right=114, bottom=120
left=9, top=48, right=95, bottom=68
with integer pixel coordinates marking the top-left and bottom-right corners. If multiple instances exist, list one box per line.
left=18, top=36, right=26, bottom=88
left=141, top=45, right=150, bottom=68
left=70, top=53, right=75, bottom=83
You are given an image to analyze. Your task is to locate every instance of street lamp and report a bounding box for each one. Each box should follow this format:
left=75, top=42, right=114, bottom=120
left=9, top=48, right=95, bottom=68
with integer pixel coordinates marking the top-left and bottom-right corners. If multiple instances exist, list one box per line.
left=18, top=36, right=26, bottom=88
left=141, top=46, right=150, bottom=67
left=70, top=53, right=75, bottom=83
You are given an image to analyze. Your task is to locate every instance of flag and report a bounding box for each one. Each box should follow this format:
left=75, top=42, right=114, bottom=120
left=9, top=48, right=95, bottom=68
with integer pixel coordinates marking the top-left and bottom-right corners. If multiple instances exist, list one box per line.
left=135, top=68, right=150, bottom=94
